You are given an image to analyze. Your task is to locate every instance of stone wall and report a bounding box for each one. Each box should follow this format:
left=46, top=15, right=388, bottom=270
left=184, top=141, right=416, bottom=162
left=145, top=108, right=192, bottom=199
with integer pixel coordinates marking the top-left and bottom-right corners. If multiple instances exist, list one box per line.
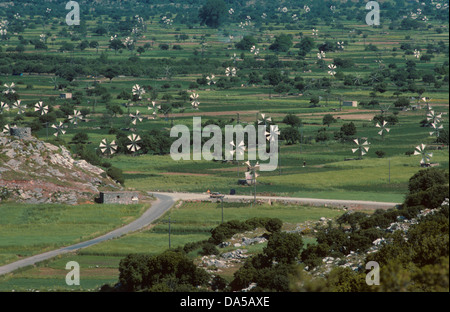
left=99, top=191, right=139, bottom=204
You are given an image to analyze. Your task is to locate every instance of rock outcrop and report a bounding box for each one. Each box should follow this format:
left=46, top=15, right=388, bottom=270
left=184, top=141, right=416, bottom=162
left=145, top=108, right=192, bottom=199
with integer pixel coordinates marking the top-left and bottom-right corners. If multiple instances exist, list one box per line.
left=0, top=133, right=119, bottom=204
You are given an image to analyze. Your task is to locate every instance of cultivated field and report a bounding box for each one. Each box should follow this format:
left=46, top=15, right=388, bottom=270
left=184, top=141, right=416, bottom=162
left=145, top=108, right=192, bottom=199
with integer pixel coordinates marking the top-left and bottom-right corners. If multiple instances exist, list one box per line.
left=0, top=0, right=448, bottom=292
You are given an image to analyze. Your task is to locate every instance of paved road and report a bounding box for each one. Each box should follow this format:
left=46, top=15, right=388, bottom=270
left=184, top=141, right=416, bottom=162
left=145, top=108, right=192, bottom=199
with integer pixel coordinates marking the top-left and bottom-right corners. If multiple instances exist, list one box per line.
left=0, top=191, right=399, bottom=276
left=150, top=192, right=400, bottom=210
left=0, top=193, right=174, bottom=276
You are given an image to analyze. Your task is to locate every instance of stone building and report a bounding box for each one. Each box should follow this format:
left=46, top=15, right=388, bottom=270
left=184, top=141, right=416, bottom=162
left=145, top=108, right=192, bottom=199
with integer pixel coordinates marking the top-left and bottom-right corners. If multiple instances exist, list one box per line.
left=10, top=127, right=32, bottom=139
left=99, top=191, right=139, bottom=204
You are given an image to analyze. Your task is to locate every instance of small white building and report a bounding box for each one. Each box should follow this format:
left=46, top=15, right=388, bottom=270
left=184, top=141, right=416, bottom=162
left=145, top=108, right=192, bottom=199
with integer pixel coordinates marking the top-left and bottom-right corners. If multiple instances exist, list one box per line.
left=343, top=101, right=358, bottom=107
left=60, top=93, right=73, bottom=99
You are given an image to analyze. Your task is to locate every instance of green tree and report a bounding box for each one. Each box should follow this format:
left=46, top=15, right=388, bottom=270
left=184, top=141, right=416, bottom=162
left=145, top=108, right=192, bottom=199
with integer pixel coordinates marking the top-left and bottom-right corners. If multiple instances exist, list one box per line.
left=265, top=218, right=283, bottom=233
left=78, top=40, right=89, bottom=51
left=274, top=83, right=291, bottom=97
left=309, top=96, right=320, bottom=107
left=394, top=97, right=410, bottom=108
left=71, top=132, right=89, bottom=145
left=198, top=0, right=227, bottom=28
left=263, top=69, right=282, bottom=86
left=407, top=168, right=449, bottom=195
left=281, top=127, right=301, bottom=145
left=235, top=36, right=257, bottom=51
left=107, top=167, right=125, bottom=185
left=118, top=251, right=210, bottom=292
left=322, top=114, right=336, bottom=127
left=282, top=113, right=302, bottom=128
left=103, top=67, right=119, bottom=82
left=269, top=34, right=293, bottom=52
left=340, top=122, right=357, bottom=136
left=297, top=37, right=315, bottom=57
left=422, top=73, right=436, bottom=85
left=89, top=41, right=99, bottom=53
left=264, top=232, right=303, bottom=264
left=109, top=38, right=124, bottom=54
left=59, top=41, right=74, bottom=52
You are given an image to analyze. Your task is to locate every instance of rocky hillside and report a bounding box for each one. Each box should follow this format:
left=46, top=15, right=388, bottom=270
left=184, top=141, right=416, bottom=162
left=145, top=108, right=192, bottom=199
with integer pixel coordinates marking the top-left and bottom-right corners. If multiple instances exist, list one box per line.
left=0, top=132, right=120, bottom=204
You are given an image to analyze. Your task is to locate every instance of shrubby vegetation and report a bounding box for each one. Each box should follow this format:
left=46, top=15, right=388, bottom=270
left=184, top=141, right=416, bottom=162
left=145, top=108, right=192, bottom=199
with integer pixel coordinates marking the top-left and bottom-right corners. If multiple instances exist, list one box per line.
left=295, top=168, right=449, bottom=292
left=103, top=168, right=448, bottom=292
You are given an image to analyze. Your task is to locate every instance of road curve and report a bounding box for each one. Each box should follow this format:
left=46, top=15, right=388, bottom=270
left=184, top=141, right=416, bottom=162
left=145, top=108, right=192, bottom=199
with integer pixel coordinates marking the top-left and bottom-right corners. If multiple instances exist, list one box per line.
left=0, top=193, right=174, bottom=276
left=0, top=192, right=399, bottom=276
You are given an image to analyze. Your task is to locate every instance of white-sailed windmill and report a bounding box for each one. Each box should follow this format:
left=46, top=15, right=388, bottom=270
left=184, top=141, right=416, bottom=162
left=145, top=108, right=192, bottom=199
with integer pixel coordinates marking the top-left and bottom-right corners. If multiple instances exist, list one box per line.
left=127, top=134, right=141, bottom=153
left=0, top=102, right=9, bottom=113
left=3, top=83, right=16, bottom=95
left=427, top=110, right=442, bottom=124
left=230, top=140, right=246, bottom=158
left=429, top=123, right=444, bottom=138
left=12, top=100, right=26, bottom=115
left=414, top=144, right=433, bottom=166
left=190, top=93, right=200, bottom=110
left=421, top=97, right=431, bottom=111
left=148, top=101, right=161, bottom=118
left=258, top=113, right=272, bottom=127
left=68, top=110, right=83, bottom=125
left=266, top=125, right=280, bottom=143
left=230, top=140, right=246, bottom=178
left=244, top=160, right=260, bottom=183
left=250, top=45, right=259, bottom=55
left=328, top=64, right=337, bottom=77
left=245, top=160, right=260, bottom=203
left=51, top=121, right=66, bottom=137
left=99, top=139, right=118, bottom=156
left=376, top=121, right=390, bottom=138
left=230, top=53, right=238, bottom=64
left=258, top=113, right=273, bottom=140
left=132, top=84, right=145, bottom=100
left=34, top=101, right=48, bottom=115
left=414, top=49, right=421, bottom=59
left=352, top=138, right=370, bottom=159
left=225, top=67, right=237, bottom=77
left=206, top=75, right=216, bottom=86
left=130, top=110, right=143, bottom=125
left=2, top=124, right=16, bottom=135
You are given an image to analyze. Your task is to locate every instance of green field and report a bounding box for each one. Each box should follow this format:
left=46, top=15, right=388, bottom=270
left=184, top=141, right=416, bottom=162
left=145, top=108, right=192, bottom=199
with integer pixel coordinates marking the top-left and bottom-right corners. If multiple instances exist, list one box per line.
left=0, top=200, right=343, bottom=291
left=0, top=0, right=448, bottom=292
left=0, top=203, right=147, bottom=267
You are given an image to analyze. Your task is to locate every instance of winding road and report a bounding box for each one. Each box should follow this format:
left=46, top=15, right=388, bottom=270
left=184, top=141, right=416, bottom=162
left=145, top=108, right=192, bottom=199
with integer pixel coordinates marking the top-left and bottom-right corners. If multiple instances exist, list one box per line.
left=0, top=192, right=399, bottom=276
left=0, top=193, right=174, bottom=276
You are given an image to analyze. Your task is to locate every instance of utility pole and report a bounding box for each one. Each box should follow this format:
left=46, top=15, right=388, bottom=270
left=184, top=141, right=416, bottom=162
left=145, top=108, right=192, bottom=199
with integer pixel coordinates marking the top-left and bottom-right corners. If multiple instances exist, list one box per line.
left=300, top=127, right=303, bottom=154
left=220, top=196, right=224, bottom=223
left=163, top=216, right=176, bottom=249
left=254, top=174, right=256, bottom=204
left=389, top=159, right=391, bottom=183
left=279, top=144, right=281, bottom=175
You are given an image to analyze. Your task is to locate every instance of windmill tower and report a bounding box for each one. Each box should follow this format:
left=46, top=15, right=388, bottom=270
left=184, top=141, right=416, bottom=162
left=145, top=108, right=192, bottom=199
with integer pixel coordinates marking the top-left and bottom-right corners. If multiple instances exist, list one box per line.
left=127, top=134, right=141, bottom=153
left=376, top=121, right=390, bottom=139
left=352, top=138, right=370, bottom=159
left=414, top=144, right=433, bottom=167
left=229, top=140, right=246, bottom=179
left=99, top=139, right=118, bottom=157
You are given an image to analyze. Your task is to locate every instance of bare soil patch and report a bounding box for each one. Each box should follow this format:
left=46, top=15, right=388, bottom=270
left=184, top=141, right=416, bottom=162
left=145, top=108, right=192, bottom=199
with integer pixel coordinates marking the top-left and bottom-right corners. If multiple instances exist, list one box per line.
left=161, top=172, right=211, bottom=177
